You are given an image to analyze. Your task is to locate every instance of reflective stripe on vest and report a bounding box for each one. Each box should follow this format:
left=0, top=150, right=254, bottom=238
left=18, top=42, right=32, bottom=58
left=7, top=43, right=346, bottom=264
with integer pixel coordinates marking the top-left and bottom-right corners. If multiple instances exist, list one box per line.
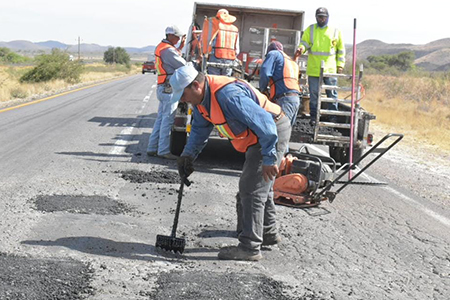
left=201, top=17, right=219, bottom=55
left=197, top=75, right=281, bottom=153
left=269, top=51, right=300, bottom=100
left=155, top=42, right=175, bottom=84
left=214, top=22, right=238, bottom=60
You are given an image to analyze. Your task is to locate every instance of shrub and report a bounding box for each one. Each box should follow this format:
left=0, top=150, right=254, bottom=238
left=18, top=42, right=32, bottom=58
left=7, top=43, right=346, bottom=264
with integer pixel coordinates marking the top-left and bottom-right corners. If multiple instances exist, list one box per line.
left=0, top=47, right=31, bottom=64
left=10, top=87, right=28, bottom=99
left=103, top=47, right=131, bottom=67
left=20, top=49, right=83, bottom=83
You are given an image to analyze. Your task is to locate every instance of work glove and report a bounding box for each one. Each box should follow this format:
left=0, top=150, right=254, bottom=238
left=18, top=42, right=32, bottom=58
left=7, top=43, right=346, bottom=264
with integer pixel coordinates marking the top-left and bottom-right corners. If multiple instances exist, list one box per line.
left=337, top=66, right=344, bottom=74
left=177, top=156, right=194, bottom=180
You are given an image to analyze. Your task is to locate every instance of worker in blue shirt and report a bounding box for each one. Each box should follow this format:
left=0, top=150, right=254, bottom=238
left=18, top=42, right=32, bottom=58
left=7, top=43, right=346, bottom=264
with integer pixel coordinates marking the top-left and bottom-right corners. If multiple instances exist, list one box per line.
left=169, top=64, right=291, bottom=261
left=259, top=41, right=300, bottom=126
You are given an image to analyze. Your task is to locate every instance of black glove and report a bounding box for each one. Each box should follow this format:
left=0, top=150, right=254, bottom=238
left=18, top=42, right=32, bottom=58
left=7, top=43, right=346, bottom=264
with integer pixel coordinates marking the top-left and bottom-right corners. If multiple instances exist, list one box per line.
left=177, top=156, right=194, bottom=180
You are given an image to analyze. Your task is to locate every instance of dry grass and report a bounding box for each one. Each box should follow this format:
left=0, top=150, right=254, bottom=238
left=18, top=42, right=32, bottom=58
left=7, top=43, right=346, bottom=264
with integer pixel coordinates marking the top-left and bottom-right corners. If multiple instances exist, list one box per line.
left=360, top=74, right=450, bottom=153
left=0, top=63, right=140, bottom=104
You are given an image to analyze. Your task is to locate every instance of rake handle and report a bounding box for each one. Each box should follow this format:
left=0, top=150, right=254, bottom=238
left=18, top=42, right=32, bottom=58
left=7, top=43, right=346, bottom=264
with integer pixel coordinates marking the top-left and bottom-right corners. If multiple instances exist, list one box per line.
left=171, top=176, right=189, bottom=237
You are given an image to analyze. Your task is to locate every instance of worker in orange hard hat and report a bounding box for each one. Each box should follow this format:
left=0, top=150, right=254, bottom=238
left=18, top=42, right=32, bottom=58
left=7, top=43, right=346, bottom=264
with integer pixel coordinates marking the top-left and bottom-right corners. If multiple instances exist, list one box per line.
left=201, top=8, right=240, bottom=76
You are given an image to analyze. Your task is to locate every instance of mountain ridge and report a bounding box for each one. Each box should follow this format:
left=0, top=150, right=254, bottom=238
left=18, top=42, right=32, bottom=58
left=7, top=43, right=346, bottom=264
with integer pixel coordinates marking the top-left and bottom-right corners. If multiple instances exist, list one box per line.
left=1, top=38, right=449, bottom=71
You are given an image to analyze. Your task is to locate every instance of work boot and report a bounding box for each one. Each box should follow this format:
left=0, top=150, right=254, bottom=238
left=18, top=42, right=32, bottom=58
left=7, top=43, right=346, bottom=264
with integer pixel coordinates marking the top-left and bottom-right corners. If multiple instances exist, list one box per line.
left=218, top=246, right=262, bottom=261
left=158, top=153, right=178, bottom=160
left=262, top=234, right=281, bottom=246
left=147, top=151, right=157, bottom=157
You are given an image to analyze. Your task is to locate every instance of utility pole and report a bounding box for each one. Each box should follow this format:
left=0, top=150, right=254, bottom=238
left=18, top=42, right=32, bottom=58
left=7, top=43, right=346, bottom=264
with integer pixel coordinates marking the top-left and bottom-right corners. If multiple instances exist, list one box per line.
left=77, top=36, right=81, bottom=60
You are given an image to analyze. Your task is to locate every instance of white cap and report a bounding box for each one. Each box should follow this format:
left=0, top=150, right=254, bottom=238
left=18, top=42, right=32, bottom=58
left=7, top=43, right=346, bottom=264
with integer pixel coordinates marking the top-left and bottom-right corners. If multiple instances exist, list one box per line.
left=170, top=63, right=198, bottom=103
left=165, top=25, right=184, bottom=37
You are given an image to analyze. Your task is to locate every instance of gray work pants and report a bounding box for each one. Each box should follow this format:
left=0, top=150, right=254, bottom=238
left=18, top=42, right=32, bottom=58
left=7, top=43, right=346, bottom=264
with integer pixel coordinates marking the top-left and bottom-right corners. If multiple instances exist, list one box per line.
left=236, top=115, right=291, bottom=253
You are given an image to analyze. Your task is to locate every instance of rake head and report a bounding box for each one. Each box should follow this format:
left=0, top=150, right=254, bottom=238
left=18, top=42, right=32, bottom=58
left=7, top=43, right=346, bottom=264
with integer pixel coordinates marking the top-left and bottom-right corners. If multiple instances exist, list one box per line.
left=155, top=234, right=186, bottom=253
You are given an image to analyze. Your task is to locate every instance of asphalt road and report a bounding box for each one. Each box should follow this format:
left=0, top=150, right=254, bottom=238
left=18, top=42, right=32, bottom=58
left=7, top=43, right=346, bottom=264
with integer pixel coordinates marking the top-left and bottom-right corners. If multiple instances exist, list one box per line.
left=0, top=74, right=449, bottom=300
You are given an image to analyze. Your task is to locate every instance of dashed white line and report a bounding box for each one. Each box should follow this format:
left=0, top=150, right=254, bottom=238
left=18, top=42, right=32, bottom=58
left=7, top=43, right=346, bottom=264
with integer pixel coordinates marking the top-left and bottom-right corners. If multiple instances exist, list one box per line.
left=109, top=85, right=157, bottom=158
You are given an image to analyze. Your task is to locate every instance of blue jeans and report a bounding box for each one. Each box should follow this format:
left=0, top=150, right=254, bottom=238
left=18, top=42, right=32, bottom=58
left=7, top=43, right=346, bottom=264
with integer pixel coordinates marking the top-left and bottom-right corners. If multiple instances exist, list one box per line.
left=275, top=94, right=300, bottom=126
left=147, top=85, right=178, bottom=155
left=308, top=76, right=338, bottom=122
left=237, top=116, right=291, bottom=253
left=207, top=56, right=233, bottom=76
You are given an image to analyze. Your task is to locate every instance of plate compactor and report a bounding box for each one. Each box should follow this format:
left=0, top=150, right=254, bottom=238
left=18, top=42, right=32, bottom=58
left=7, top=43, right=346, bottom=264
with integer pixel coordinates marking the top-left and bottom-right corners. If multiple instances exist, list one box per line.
left=274, top=133, right=403, bottom=208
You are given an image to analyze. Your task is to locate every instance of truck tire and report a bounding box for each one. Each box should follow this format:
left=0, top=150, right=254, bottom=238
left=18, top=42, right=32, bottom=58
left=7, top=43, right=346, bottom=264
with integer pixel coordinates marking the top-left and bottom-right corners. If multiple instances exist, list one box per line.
left=170, top=130, right=187, bottom=156
left=329, top=146, right=363, bottom=166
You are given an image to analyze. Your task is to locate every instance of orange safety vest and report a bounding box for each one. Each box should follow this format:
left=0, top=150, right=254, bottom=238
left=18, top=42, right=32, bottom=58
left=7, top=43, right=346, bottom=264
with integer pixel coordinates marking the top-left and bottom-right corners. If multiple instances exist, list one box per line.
left=201, top=17, right=238, bottom=60
left=269, top=51, right=300, bottom=100
left=155, top=41, right=175, bottom=84
left=197, top=75, right=282, bottom=153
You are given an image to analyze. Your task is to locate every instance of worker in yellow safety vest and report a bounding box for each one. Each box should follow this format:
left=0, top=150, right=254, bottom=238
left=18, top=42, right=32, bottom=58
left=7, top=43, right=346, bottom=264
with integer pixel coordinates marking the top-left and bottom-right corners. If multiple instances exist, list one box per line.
left=294, top=7, right=345, bottom=126
left=201, top=9, right=240, bottom=76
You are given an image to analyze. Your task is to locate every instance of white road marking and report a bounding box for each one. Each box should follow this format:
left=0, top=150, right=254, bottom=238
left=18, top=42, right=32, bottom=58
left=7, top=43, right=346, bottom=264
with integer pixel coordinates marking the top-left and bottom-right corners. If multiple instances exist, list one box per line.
left=109, top=127, right=134, bottom=157
left=109, top=85, right=157, bottom=158
left=362, top=172, right=450, bottom=228
left=384, top=185, right=450, bottom=228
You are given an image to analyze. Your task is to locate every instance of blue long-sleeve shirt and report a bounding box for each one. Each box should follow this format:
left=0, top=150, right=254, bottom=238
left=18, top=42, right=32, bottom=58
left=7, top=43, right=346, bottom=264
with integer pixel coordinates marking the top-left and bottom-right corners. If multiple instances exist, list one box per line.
left=259, top=50, right=298, bottom=96
left=181, top=79, right=279, bottom=166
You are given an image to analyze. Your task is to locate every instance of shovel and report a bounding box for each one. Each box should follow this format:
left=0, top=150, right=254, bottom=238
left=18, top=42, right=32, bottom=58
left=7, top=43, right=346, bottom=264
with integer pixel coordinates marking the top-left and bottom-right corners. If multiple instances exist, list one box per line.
left=155, top=176, right=191, bottom=253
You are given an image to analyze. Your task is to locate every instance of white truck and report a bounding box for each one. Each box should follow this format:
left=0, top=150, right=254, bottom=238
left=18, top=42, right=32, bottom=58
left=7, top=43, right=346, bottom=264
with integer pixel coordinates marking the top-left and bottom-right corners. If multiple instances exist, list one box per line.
left=170, top=2, right=375, bottom=166
left=170, top=2, right=305, bottom=155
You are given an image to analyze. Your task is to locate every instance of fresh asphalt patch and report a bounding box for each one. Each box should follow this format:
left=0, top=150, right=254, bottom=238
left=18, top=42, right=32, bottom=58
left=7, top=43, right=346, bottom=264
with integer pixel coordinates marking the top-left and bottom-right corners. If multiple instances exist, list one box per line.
left=149, top=270, right=318, bottom=300
left=118, top=169, right=180, bottom=184
left=0, top=252, right=94, bottom=300
left=33, top=195, right=134, bottom=215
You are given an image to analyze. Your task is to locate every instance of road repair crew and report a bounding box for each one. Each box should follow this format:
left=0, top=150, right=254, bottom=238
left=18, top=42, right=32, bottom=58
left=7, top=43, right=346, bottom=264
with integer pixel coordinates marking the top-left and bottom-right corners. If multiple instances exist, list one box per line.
left=201, top=9, right=239, bottom=76
left=259, top=41, right=301, bottom=126
left=147, top=25, right=186, bottom=160
left=170, top=64, right=290, bottom=261
left=294, top=7, right=345, bottom=126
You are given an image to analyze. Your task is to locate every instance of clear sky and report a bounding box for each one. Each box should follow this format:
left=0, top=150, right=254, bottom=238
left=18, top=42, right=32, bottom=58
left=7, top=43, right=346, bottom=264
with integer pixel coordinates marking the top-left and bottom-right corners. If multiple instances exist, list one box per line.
left=1, top=0, right=448, bottom=48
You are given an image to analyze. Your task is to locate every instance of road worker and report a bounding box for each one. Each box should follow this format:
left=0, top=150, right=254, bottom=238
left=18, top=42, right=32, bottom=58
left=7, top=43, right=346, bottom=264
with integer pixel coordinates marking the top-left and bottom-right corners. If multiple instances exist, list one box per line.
left=294, top=7, right=345, bottom=126
left=170, top=64, right=290, bottom=261
left=201, top=9, right=239, bottom=76
left=259, top=41, right=301, bottom=126
left=147, top=25, right=186, bottom=160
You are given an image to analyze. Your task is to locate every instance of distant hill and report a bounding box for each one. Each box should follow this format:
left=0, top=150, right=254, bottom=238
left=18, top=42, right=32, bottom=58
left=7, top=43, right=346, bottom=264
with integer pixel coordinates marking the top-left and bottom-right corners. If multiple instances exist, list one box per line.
left=347, top=38, right=450, bottom=71
left=2, top=38, right=449, bottom=71
left=0, top=40, right=155, bottom=57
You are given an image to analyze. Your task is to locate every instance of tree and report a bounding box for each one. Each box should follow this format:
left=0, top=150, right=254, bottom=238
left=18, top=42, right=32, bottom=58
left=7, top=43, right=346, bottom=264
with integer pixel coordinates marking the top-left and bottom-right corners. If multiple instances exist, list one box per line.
left=103, top=47, right=130, bottom=66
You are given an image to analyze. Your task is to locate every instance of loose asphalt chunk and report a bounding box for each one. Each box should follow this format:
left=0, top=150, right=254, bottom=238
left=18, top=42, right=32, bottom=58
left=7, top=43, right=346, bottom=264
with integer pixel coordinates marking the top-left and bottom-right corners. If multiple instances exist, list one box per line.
left=0, top=252, right=94, bottom=300
left=118, top=169, right=179, bottom=184
left=33, top=195, right=134, bottom=215
left=149, top=270, right=302, bottom=300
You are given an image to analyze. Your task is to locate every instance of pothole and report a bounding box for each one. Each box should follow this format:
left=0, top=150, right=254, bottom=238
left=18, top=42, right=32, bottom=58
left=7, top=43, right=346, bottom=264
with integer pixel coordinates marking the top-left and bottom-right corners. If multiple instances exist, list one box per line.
left=149, top=270, right=294, bottom=300
left=118, top=169, right=180, bottom=184
left=0, top=252, right=94, bottom=300
left=33, top=195, right=134, bottom=215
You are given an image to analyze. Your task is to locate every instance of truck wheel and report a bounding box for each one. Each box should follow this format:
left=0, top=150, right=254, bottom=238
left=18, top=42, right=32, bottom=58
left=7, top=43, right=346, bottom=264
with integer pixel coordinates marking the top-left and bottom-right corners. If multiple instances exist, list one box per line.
left=170, top=130, right=187, bottom=156
left=329, top=146, right=347, bottom=165
left=329, top=146, right=363, bottom=166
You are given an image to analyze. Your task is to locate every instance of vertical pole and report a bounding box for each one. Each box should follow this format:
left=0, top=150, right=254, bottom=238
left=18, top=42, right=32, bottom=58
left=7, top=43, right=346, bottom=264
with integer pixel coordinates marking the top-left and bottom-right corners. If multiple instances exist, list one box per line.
left=349, top=18, right=357, bottom=179
left=78, top=36, right=81, bottom=60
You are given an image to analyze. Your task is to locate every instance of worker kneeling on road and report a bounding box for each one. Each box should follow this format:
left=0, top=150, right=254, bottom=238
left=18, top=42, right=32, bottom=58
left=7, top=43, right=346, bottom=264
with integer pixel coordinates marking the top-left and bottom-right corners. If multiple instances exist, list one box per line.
left=170, top=64, right=290, bottom=261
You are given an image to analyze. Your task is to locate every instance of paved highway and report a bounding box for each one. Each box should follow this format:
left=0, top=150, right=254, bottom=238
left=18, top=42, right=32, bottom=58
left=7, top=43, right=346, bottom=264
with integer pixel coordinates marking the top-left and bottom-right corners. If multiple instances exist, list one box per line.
left=0, top=74, right=449, bottom=299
